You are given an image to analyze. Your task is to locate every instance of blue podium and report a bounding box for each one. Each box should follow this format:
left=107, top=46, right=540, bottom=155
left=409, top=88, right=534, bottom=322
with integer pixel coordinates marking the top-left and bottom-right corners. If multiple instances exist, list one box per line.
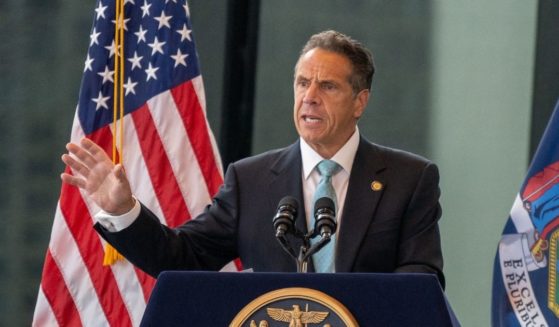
left=141, top=271, right=459, bottom=326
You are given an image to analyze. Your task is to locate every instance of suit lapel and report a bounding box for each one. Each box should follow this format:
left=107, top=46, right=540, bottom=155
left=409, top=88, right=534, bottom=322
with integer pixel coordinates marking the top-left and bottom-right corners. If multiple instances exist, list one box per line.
left=336, top=138, right=387, bottom=272
left=267, top=141, right=310, bottom=270
left=268, top=141, right=305, bottom=225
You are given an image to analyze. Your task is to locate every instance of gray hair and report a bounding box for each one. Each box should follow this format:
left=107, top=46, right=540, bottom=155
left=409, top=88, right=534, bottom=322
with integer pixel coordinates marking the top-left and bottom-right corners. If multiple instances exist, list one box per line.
left=297, top=30, right=375, bottom=94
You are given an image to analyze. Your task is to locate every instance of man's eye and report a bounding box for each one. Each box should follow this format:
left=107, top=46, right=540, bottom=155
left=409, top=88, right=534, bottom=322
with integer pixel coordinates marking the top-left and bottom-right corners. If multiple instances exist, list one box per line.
left=322, top=83, right=335, bottom=90
left=297, top=80, right=309, bottom=87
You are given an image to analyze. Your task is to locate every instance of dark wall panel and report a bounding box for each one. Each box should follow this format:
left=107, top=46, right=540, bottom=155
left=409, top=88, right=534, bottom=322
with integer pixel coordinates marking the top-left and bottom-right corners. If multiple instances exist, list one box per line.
left=530, top=0, right=559, bottom=157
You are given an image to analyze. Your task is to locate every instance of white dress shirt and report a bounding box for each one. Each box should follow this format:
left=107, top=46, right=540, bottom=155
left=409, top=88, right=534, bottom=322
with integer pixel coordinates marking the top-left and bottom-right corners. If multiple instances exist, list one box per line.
left=96, top=196, right=141, bottom=232
left=300, top=128, right=360, bottom=233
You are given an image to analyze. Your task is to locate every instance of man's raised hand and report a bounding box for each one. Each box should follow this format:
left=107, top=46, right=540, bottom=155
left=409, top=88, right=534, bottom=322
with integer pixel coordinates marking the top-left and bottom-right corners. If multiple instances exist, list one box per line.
left=61, top=138, right=135, bottom=215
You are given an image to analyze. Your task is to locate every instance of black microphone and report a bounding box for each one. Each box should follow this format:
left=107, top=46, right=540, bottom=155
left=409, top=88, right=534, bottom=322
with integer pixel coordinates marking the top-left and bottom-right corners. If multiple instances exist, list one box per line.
left=273, top=196, right=298, bottom=237
left=313, top=197, right=337, bottom=238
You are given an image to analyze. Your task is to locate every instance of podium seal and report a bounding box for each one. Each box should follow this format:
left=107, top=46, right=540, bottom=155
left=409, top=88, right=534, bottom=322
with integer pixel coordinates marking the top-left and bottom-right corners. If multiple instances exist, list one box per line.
left=230, top=287, right=358, bottom=327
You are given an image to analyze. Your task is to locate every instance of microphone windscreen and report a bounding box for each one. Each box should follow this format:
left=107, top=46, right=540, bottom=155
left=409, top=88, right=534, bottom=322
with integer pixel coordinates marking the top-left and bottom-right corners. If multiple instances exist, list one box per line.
left=314, top=196, right=335, bottom=213
left=278, top=196, right=299, bottom=211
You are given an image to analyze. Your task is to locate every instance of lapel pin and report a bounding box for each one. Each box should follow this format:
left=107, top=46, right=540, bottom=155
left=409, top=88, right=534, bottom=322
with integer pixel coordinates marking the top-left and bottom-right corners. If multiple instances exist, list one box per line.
left=371, top=180, right=383, bottom=191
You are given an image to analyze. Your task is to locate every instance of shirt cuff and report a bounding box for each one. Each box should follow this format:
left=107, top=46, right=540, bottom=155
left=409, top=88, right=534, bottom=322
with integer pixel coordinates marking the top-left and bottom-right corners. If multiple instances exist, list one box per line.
left=95, top=197, right=141, bottom=232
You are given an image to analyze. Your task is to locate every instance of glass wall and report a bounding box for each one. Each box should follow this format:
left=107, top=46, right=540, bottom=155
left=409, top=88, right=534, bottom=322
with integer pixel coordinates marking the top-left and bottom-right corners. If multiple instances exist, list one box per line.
left=253, top=2, right=434, bottom=157
left=0, top=1, right=92, bottom=325
left=430, top=3, right=535, bottom=324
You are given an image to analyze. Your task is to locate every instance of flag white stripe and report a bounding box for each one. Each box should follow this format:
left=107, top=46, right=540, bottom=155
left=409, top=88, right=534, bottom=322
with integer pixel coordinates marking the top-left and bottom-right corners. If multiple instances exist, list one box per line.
left=61, top=114, right=140, bottom=326
left=147, top=91, right=212, bottom=216
left=70, top=109, right=86, bottom=143
left=50, top=204, right=108, bottom=327
left=192, top=76, right=224, bottom=178
left=103, top=117, right=153, bottom=325
left=32, top=288, right=59, bottom=327
left=108, top=261, right=146, bottom=326
left=220, top=261, right=239, bottom=272
left=192, top=76, right=207, bottom=115
left=121, top=115, right=167, bottom=225
left=60, top=173, right=144, bottom=327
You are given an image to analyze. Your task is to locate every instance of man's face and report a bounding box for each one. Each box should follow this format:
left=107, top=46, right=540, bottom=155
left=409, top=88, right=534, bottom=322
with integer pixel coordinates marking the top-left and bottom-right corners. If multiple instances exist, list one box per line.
left=293, top=48, right=369, bottom=158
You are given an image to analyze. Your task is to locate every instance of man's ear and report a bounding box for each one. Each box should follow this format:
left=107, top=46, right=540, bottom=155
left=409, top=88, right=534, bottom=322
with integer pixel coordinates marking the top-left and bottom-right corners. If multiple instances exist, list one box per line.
left=354, top=89, right=370, bottom=119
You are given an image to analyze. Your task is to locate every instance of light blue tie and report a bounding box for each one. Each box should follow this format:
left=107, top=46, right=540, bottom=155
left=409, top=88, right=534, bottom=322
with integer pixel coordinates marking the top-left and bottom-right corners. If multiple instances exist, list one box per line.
left=311, top=159, right=341, bottom=273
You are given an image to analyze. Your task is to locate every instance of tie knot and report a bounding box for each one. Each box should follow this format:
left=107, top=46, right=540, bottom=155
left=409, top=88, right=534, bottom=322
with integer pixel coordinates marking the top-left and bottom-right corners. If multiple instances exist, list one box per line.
left=317, top=160, right=340, bottom=178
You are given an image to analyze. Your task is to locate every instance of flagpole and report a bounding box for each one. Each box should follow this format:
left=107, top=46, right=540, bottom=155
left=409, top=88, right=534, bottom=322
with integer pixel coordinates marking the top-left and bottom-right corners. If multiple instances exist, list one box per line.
left=105, top=0, right=126, bottom=266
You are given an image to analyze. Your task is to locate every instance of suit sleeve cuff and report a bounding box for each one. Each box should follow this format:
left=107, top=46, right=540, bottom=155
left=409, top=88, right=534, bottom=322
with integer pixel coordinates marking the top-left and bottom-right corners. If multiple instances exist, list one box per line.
left=95, top=197, right=141, bottom=232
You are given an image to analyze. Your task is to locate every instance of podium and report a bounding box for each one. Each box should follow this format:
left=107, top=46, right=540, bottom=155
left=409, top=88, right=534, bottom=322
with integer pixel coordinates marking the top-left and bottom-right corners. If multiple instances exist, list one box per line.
left=141, top=271, right=459, bottom=326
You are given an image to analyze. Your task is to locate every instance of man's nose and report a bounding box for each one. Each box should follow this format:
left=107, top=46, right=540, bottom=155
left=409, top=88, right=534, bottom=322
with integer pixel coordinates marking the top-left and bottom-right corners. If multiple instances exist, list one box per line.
left=303, top=82, right=319, bottom=104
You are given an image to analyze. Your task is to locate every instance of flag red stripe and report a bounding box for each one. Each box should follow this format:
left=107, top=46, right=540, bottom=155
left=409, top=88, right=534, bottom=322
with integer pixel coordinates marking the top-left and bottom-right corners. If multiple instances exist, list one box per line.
left=92, top=124, right=155, bottom=320
left=60, top=184, right=132, bottom=327
left=171, top=82, right=223, bottom=196
left=234, top=258, right=244, bottom=271
left=40, top=251, right=82, bottom=326
left=540, top=218, right=559, bottom=239
left=60, top=184, right=132, bottom=326
left=61, top=128, right=133, bottom=327
left=134, top=267, right=156, bottom=303
left=131, top=104, right=192, bottom=227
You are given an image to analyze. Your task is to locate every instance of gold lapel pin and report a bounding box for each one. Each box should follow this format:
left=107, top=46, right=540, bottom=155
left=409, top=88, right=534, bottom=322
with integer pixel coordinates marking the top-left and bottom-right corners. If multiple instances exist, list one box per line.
left=371, top=180, right=383, bottom=191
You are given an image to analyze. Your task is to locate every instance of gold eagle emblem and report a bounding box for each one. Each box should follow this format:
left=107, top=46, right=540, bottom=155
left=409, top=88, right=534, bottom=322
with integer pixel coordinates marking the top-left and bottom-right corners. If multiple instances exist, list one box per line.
left=267, top=304, right=329, bottom=327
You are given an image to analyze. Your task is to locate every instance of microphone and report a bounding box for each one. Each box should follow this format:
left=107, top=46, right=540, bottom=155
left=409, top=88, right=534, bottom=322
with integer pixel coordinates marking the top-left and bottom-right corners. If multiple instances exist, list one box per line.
left=313, top=197, right=337, bottom=238
left=273, top=196, right=298, bottom=237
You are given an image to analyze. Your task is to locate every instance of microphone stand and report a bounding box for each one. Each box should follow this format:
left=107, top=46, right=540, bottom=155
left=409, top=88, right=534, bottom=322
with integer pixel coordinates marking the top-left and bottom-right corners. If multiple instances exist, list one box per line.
left=279, top=229, right=332, bottom=273
left=274, top=196, right=336, bottom=273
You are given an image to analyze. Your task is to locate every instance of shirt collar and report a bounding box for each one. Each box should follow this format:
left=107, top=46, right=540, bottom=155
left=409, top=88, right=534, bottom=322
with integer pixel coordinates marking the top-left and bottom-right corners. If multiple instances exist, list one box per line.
left=300, top=127, right=361, bottom=179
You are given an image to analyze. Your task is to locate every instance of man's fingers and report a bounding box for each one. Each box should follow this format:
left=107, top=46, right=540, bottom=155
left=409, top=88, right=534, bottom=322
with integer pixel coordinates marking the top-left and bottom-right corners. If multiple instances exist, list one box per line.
left=81, top=138, right=111, bottom=163
left=61, top=154, right=90, bottom=178
left=60, top=172, right=86, bottom=189
left=66, top=142, right=98, bottom=169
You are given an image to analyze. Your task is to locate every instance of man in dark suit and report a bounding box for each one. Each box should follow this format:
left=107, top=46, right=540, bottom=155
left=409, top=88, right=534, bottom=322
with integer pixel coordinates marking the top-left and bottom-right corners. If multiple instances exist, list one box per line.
left=62, top=30, right=444, bottom=286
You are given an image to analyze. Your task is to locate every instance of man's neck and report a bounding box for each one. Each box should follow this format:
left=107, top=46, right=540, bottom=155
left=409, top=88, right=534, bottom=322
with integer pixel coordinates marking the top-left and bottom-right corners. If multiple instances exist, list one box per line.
left=300, top=127, right=361, bottom=179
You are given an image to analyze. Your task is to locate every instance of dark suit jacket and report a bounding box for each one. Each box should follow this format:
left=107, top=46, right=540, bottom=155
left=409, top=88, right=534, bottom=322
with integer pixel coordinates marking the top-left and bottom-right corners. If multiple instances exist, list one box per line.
left=96, top=137, right=444, bottom=287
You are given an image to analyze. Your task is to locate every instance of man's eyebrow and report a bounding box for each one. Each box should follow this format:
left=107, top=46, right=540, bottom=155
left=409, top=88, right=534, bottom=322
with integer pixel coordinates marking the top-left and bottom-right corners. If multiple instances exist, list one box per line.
left=294, top=75, right=311, bottom=84
left=295, top=75, right=337, bottom=84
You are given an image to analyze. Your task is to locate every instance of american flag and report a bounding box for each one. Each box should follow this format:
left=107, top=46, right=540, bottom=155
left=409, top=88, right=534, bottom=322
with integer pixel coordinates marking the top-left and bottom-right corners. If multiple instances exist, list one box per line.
left=32, top=0, right=225, bottom=325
